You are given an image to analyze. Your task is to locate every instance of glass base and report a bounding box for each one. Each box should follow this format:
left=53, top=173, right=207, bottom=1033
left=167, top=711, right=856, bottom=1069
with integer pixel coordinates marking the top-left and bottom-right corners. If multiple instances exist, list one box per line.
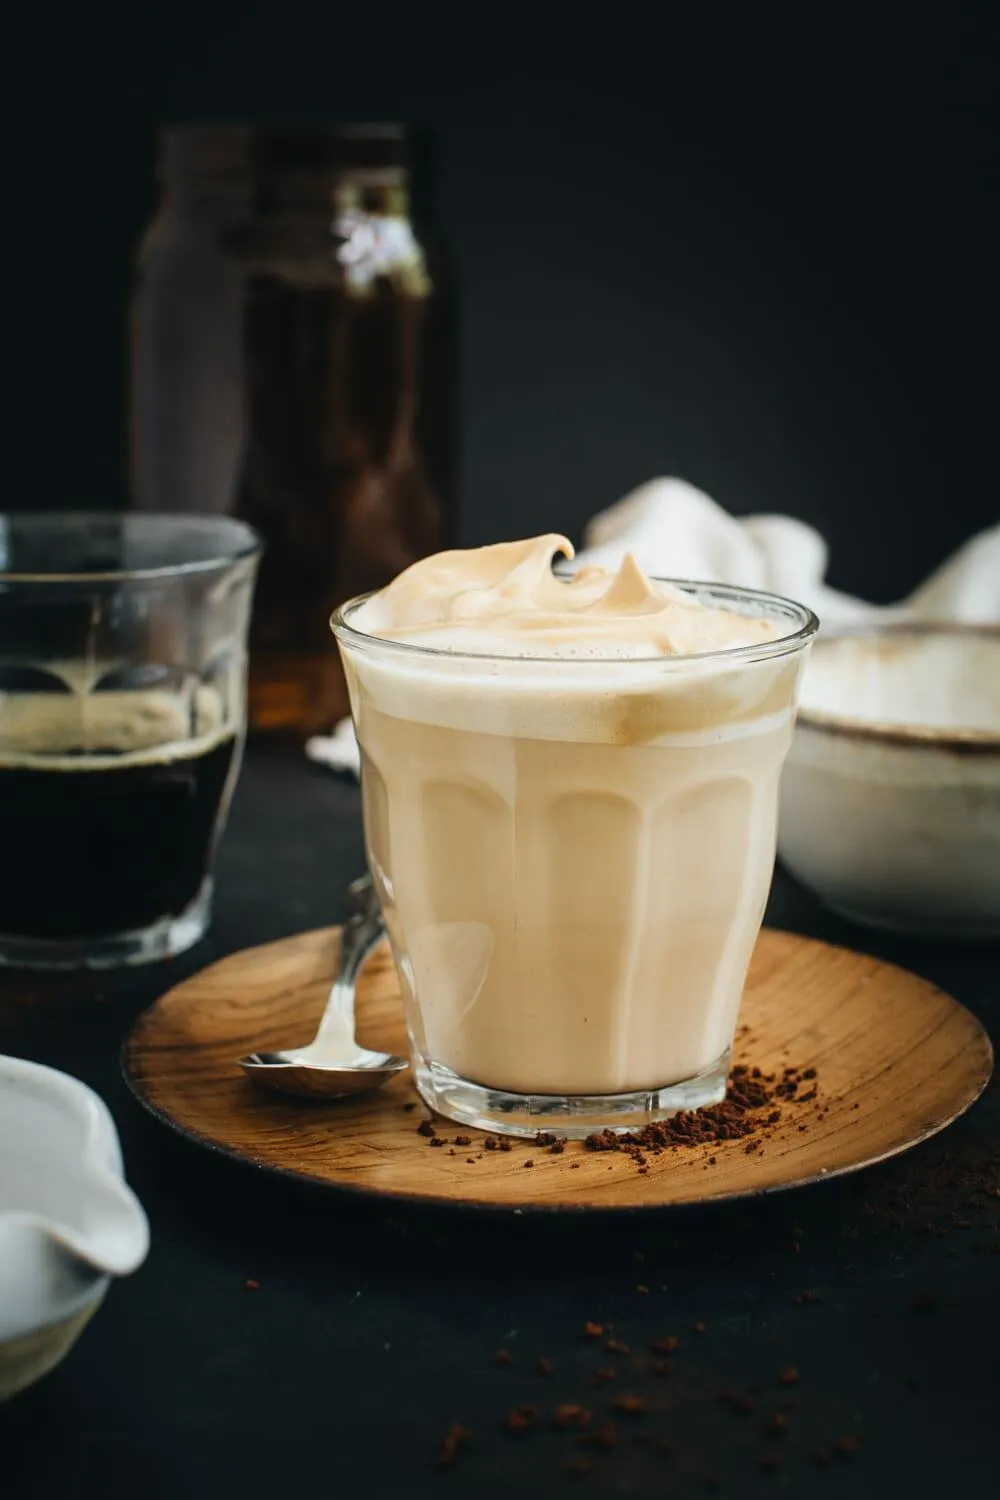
left=0, top=879, right=213, bottom=971
left=413, top=1049, right=732, bottom=1140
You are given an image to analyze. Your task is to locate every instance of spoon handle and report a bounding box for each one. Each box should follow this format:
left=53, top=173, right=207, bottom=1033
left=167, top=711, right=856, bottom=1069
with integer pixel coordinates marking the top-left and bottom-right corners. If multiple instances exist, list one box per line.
left=312, top=876, right=386, bottom=1052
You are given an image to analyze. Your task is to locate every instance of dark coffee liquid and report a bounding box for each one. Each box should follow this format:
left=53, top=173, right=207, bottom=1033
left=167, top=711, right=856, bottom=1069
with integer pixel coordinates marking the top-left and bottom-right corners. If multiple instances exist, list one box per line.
left=0, top=732, right=238, bottom=940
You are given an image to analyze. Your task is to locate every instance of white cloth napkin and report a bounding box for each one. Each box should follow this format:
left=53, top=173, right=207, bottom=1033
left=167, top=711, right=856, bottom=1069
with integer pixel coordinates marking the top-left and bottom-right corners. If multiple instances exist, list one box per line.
left=307, top=712, right=361, bottom=777
left=306, top=477, right=1000, bottom=776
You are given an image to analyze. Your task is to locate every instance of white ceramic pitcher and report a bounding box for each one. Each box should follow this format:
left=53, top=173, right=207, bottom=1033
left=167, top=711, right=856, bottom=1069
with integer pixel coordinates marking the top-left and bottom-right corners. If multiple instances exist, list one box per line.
left=0, top=1056, right=149, bottom=1401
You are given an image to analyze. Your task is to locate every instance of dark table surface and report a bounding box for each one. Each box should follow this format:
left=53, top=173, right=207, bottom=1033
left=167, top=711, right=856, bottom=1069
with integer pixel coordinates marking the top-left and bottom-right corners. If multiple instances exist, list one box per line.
left=2, top=744, right=998, bottom=1500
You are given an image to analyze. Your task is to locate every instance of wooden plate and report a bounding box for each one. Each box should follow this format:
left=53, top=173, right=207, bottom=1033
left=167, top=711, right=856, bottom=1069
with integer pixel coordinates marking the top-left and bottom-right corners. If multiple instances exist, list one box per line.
left=123, top=927, right=993, bottom=1212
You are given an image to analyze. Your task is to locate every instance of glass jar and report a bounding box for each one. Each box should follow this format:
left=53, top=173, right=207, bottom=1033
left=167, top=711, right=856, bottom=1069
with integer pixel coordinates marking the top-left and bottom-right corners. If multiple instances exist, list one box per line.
left=130, top=124, right=456, bottom=737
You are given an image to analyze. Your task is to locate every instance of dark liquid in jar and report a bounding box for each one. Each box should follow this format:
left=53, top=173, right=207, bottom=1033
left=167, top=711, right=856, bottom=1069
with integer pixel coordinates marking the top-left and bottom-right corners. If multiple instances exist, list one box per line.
left=235, top=269, right=451, bottom=737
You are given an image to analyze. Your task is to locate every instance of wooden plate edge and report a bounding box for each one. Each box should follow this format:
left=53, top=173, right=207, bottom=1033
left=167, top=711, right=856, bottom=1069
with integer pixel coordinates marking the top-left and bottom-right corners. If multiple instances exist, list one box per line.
left=120, top=928, right=995, bottom=1215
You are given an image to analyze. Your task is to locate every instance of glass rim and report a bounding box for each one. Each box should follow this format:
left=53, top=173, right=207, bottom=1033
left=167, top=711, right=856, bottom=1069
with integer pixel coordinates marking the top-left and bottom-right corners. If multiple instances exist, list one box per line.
left=331, top=577, right=819, bottom=668
left=0, top=512, right=263, bottom=585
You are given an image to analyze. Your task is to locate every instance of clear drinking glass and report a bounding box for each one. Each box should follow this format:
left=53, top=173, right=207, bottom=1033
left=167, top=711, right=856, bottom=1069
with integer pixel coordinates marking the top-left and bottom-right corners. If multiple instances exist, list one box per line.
left=333, top=581, right=818, bottom=1138
left=0, top=514, right=261, bottom=969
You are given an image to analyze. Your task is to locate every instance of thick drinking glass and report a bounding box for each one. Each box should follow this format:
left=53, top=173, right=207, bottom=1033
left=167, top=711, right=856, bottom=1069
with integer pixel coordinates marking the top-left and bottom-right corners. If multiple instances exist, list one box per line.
left=333, top=582, right=817, bottom=1138
left=0, top=514, right=261, bottom=969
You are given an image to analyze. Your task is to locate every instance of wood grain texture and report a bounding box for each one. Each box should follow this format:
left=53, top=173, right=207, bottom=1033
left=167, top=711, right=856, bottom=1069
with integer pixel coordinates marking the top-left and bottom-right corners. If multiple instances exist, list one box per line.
left=123, top=927, right=993, bottom=1212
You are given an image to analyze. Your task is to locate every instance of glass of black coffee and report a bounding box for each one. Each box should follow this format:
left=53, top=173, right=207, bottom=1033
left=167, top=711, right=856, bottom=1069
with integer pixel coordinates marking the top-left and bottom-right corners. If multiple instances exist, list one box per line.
left=0, top=514, right=261, bottom=968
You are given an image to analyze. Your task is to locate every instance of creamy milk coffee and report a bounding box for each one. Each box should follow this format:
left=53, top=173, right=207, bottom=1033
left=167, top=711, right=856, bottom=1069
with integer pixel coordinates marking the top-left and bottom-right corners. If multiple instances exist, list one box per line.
left=334, top=536, right=814, bottom=1117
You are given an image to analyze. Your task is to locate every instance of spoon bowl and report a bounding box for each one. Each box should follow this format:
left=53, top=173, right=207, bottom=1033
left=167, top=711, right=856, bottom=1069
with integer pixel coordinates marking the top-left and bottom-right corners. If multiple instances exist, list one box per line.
left=238, top=876, right=408, bottom=1100
left=238, top=1050, right=408, bottom=1100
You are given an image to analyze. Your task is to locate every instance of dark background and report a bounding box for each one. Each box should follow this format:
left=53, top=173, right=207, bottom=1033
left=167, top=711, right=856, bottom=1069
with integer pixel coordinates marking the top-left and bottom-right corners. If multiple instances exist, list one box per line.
left=8, top=2, right=999, bottom=603
left=4, top=13, right=1000, bottom=1493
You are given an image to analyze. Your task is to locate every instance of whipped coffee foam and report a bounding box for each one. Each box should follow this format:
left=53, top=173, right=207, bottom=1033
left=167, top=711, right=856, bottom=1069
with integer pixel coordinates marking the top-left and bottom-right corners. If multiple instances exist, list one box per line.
left=353, top=534, right=780, bottom=658
left=345, top=536, right=798, bottom=746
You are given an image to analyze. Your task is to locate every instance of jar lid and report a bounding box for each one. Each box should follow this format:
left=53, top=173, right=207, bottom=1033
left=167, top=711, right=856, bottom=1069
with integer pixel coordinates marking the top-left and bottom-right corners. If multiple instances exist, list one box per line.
left=160, top=124, right=411, bottom=181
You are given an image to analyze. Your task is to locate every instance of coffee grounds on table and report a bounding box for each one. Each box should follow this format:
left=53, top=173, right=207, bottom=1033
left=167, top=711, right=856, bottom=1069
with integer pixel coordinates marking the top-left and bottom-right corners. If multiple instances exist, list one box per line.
left=434, top=1423, right=471, bottom=1467
left=506, top=1405, right=541, bottom=1433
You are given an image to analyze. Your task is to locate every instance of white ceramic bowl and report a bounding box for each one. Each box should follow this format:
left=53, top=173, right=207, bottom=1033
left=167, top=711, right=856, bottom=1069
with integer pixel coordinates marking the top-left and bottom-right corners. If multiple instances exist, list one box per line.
left=0, top=1057, right=149, bottom=1401
left=778, top=624, right=1000, bottom=937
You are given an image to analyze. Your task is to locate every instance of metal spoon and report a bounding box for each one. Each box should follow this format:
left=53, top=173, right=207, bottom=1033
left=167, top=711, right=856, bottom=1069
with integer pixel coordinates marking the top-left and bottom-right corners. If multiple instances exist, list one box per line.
left=238, top=875, right=408, bottom=1100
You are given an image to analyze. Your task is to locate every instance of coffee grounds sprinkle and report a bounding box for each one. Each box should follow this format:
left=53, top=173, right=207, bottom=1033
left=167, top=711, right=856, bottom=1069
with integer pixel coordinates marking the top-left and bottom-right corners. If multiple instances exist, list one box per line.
left=434, top=1423, right=471, bottom=1468
left=612, top=1393, right=646, bottom=1415
left=582, top=1063, right=819, bottom=1163
left=554, top=1404, right=592, bottom=1430
left=506, top=1405, right=541, bottom=1434
left=417, top=1058, right=823, bottom=1185
left=448, top=1233, right=889, bottom=1485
